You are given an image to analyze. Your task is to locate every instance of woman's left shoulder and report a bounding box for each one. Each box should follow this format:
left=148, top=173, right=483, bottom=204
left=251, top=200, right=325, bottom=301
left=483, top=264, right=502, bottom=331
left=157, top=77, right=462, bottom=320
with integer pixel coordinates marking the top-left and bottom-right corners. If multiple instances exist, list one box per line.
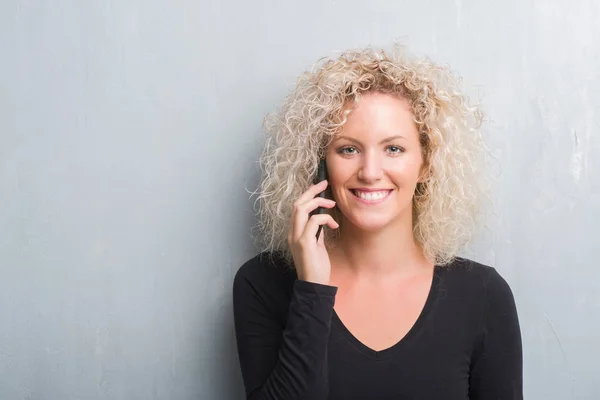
left=438, top=257, right=516, bottom=301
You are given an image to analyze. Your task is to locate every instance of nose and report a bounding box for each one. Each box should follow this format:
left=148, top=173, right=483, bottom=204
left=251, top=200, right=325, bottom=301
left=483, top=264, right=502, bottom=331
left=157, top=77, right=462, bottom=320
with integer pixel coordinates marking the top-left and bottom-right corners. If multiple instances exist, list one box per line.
left=357, top=151, right=383, bottom=183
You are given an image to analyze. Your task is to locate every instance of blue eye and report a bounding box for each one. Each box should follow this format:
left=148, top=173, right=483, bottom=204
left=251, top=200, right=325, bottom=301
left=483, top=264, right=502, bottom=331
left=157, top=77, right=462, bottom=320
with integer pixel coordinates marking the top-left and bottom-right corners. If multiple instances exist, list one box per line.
left=388, top=146, right=405, bottom=154
left=338, top=146, right=357, bottom=154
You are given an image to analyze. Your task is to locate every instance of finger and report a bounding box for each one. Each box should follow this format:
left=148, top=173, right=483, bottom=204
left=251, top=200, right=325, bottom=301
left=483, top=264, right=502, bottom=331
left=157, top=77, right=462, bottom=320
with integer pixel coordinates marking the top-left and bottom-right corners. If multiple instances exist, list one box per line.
left=292, top=198, right=336, bottom=241
left=300, top=214, right=339, bottom=243
left=295, top=179, right=329, bottom=206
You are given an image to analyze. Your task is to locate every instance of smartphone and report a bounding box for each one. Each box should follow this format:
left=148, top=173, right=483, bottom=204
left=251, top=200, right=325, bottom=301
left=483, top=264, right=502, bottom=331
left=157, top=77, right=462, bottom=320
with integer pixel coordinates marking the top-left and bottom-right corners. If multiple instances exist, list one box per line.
left=309, top=158, right=328, bottom=240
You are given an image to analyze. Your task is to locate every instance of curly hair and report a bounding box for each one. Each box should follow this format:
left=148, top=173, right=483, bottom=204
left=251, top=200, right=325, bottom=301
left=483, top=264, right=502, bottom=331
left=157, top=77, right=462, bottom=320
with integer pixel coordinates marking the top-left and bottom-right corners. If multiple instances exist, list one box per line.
left=249, top=43, right=493, bottom=267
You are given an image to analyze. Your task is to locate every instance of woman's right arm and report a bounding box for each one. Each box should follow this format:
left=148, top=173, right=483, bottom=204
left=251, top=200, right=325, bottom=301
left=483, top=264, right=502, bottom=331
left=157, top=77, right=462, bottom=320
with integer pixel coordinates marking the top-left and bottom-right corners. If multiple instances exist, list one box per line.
left=233, top=180, right=339, bottom=399
left=233, top=267, right=338, bottom=400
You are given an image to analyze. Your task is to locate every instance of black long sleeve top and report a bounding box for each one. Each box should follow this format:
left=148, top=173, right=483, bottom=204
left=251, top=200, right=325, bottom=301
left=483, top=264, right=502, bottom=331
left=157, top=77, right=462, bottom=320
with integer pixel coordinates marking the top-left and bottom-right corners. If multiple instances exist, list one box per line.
left=232, top=251, right=523, bottom=399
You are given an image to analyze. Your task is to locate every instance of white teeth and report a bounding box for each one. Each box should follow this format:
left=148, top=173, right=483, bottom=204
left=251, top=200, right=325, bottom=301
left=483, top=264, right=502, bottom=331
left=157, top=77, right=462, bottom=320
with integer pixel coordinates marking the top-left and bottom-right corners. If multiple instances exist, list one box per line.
left=354, top=190, right=390, bottom=201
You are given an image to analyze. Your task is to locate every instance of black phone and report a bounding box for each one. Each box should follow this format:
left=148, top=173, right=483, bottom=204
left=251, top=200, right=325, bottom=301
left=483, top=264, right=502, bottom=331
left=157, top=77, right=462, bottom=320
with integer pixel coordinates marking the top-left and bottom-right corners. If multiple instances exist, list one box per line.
left=309, top=158, right=328, bottom=240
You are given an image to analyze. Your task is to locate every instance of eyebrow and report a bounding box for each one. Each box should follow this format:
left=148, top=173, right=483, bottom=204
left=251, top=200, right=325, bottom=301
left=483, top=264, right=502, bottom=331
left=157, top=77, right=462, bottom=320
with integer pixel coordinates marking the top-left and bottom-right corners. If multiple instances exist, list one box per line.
left=334, top=135, right=406, bottom=145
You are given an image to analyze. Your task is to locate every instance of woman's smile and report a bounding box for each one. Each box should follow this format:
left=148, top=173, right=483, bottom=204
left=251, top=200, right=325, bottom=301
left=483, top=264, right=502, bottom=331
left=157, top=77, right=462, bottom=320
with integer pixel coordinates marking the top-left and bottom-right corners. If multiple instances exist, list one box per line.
left=350, top=189, right=394, bottom=205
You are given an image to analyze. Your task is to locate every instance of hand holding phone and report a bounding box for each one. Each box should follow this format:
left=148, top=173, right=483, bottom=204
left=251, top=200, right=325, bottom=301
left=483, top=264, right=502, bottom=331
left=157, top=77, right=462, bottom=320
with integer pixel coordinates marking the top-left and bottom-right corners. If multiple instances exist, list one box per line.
left=287, top=158, right=338, bottom=284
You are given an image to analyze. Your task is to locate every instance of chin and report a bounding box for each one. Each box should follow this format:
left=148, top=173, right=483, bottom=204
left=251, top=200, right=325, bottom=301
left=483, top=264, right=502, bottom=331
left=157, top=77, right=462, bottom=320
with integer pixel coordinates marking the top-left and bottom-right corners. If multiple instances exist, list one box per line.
left=344, top=215, right=398, bottom=233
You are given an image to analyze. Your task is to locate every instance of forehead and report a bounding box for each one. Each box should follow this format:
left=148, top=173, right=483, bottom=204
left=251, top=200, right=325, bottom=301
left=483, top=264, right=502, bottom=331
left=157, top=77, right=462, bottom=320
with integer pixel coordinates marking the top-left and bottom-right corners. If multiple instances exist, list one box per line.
left=333, top=92, right=418, bottom=142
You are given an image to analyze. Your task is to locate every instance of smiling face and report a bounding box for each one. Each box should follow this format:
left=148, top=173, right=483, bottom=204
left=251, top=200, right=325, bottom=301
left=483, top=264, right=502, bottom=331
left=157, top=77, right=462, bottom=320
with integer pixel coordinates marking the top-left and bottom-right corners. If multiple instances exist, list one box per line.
left=325, top=91, right=425, bottom=233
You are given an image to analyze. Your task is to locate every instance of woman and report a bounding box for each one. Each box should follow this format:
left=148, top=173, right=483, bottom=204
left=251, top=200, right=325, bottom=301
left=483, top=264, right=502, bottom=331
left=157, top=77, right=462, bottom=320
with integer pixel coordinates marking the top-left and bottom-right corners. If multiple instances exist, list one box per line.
left=233, top=45, right=523, bottom=399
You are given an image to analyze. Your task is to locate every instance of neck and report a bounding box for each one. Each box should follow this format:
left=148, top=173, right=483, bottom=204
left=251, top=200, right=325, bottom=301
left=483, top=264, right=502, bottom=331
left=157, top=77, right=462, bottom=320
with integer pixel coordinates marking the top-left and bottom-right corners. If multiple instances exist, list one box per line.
left=330, top=214, right=430, bottom=282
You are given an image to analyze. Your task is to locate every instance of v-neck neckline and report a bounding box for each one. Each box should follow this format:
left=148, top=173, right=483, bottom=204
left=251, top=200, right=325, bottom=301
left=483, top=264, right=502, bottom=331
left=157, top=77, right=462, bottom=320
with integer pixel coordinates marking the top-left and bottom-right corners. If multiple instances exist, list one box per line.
left=331, top=264, right=442, bottom=360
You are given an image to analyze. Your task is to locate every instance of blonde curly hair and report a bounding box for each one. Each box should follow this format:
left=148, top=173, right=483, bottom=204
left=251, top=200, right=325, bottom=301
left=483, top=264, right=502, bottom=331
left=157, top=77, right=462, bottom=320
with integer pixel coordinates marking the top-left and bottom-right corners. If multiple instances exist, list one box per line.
left=249, top=43, right=493, bottom=267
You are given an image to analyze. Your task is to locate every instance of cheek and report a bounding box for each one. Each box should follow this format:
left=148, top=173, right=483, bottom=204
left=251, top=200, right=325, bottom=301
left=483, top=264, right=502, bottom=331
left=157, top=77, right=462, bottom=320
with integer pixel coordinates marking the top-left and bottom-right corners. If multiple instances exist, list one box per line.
left=331, top=186, right=347, bottom=202
left=391, top=164, right=421, bottom=183
left=399, top=157, right=424, bottom=180
left=325, top=166, right=350, bottom=191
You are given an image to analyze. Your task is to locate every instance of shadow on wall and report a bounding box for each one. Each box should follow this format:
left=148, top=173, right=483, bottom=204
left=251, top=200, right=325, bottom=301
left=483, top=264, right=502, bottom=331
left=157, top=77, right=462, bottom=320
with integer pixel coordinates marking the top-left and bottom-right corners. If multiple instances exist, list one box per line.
left=213, top=301, right=246, bottom=400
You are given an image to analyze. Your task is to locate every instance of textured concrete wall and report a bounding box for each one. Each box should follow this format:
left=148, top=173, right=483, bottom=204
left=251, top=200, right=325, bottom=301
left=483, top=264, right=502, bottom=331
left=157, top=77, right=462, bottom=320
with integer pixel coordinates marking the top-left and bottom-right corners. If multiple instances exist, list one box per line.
left=1, top=0, right=598, bottom=398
